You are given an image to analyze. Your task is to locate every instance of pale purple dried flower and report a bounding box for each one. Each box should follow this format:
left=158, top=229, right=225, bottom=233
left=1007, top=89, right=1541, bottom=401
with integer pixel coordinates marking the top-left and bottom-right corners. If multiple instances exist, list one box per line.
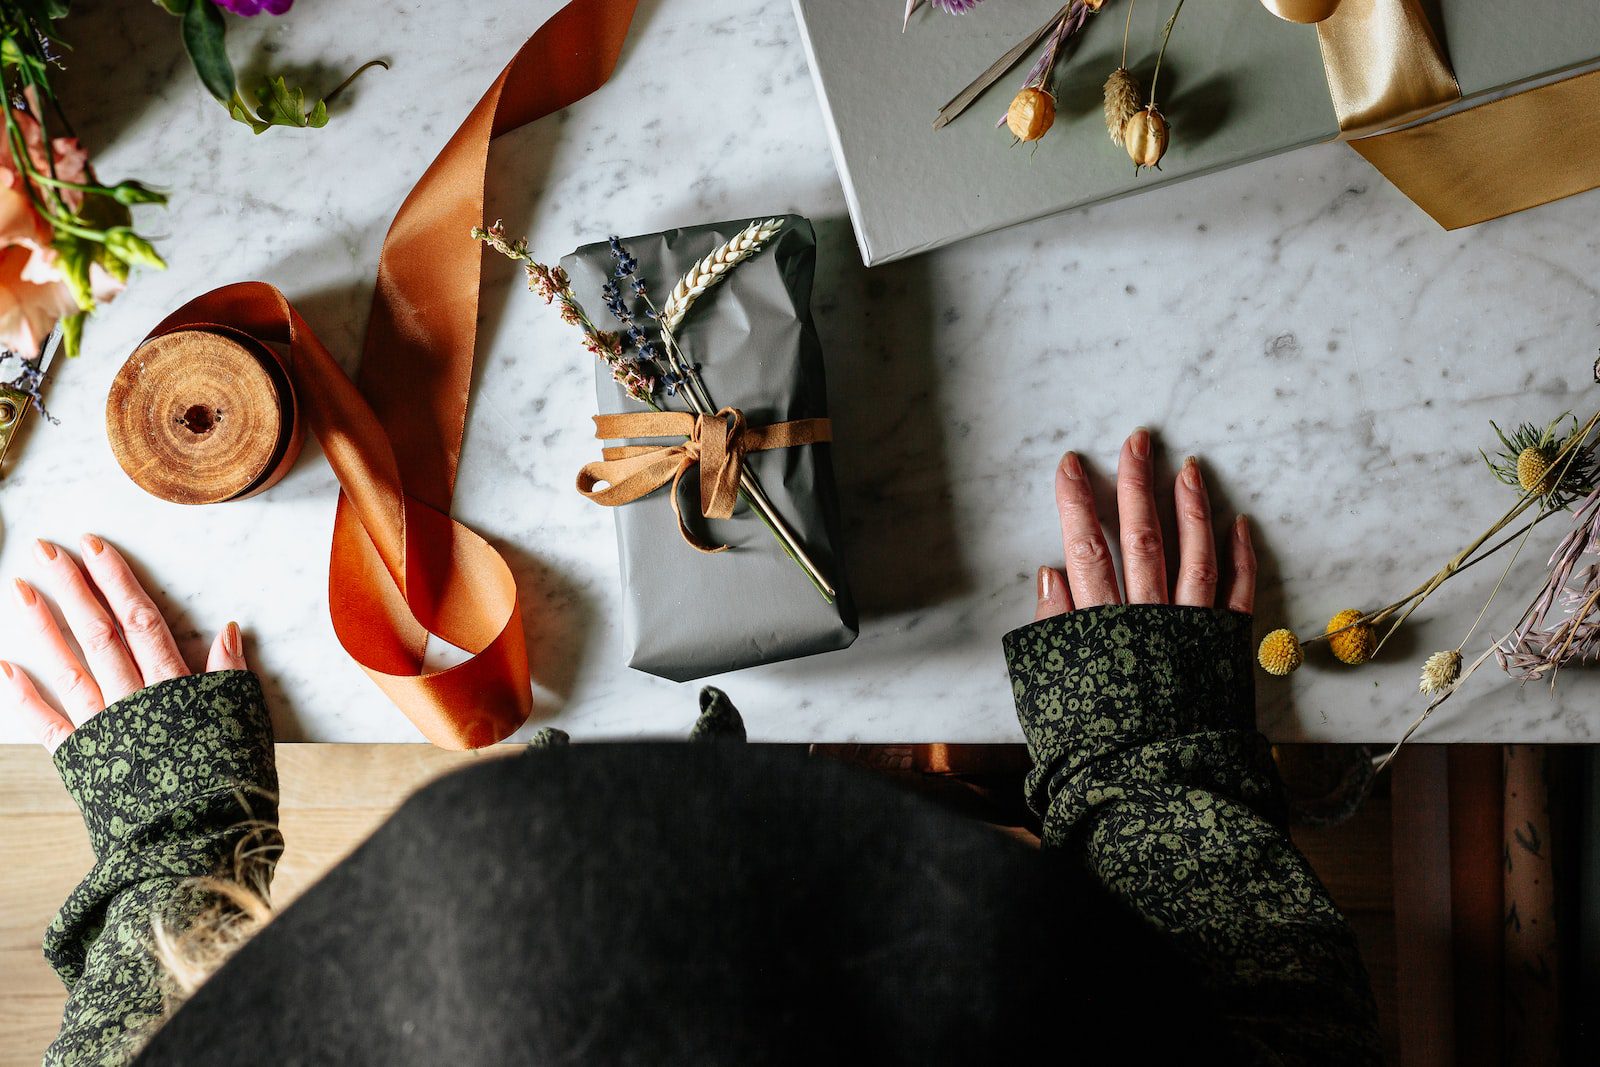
left=931, top=0, right=986, bottom=12
left=1499, top=487, right=1600, bottom=679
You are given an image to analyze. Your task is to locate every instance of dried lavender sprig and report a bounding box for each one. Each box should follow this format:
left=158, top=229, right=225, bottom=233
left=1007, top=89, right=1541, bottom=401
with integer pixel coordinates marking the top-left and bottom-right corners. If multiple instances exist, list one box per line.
left=474, top=222, right=659, bottom=404
left=0, top=352, right=57, bottom=423
left=607, top=236, right=683, bottom=395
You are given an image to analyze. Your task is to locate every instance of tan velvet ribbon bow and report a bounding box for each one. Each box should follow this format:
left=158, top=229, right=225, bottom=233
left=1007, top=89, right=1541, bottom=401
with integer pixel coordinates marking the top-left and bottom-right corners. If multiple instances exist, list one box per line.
left=1260, top=0, right=1600, bottom=228
left=576, top=408, right=832, bottom=553
left=116, top=0, right=640, bottom=750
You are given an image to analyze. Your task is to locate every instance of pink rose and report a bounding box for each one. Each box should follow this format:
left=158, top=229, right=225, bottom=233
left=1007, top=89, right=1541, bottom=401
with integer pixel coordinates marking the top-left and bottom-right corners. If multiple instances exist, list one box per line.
left=0, top=109, right=120, bottom=355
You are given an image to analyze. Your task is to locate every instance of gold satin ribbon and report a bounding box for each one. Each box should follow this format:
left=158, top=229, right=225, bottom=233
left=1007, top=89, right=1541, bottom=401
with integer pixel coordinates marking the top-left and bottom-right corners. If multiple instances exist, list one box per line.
left=118, top=0, right=640, bottom=749
left=1262, top=0, right=1600, bottom=227
left=1312, top=0, right=1459, bottom=137
left=1258, top=0, right=1456, bottom=134
left=576, top=408, right=832, bottom=554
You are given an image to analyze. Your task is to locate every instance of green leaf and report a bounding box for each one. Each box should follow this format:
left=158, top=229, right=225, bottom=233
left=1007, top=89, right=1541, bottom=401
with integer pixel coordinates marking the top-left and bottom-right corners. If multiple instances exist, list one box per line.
left=226, top=93, right=271, bottom=134
left=102, top=228, right=166, bottom=271
left=179, top=0, right=235, bottom=104
left=153, top=0, right=187, bottom=14
left=61, top=311, right=84, bottom=358
left=49, top=234, right=95, bottom=311
left=235, top=75, right=331, bottom=132
left=109, top=180, right=168, bottom=207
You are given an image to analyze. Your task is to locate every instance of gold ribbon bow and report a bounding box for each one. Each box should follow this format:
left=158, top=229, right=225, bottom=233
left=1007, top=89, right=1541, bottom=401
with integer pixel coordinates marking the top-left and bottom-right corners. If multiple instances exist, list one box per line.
left=576, top=408, right=832, bottom=553
left=576, top=409, right=832, bottom=556
left=1261, top=0, right=1600, bottom=228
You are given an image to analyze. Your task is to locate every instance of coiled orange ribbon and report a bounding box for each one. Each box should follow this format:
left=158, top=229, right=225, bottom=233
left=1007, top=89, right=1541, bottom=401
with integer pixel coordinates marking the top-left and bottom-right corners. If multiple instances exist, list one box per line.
left=110, top=0, right=640, bottom=748
left=576, top=409, right=832, bottom=554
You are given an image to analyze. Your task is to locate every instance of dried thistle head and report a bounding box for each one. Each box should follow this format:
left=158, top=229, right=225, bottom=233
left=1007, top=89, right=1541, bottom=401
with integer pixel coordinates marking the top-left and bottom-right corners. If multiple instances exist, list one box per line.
left=1419, top=650, right=1462, bottom=694
left=1104, top=68, right=1141, bottom=146
left=1484, top=413, right=1598, bottom=506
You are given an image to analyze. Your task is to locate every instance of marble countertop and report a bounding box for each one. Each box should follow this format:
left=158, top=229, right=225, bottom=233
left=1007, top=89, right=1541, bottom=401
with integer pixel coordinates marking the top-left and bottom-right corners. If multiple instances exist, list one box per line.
left=1, top=0, right=1597, bottom=745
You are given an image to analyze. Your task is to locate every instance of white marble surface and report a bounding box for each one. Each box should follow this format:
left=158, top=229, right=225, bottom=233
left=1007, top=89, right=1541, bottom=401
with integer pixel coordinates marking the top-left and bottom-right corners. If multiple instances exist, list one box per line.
left=1, top=0, right=1597, bottom=745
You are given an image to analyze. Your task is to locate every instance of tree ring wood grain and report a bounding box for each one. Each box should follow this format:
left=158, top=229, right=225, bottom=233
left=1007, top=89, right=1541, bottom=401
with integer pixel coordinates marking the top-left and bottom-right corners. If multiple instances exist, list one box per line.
left=106, top=328, right=302, bottom=505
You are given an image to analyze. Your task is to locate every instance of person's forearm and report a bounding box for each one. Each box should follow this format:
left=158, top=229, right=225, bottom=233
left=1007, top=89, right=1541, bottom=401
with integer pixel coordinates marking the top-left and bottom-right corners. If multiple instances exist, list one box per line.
left=1006, top=605, right=1381, bottom=1067
left=43, top=671, right=280, bottom=1067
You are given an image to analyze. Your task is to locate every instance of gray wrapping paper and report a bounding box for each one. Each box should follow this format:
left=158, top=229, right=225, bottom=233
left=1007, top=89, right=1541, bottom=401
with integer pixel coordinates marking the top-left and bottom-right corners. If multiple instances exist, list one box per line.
left=562, top=217, right=857, bottom=682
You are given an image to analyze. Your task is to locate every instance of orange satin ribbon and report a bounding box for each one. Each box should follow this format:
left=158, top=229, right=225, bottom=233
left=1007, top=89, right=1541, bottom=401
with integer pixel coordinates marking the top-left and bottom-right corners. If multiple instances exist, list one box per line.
left=576, top=408, right=832, bottom=554
left=119, top=0, right=640, bottom=749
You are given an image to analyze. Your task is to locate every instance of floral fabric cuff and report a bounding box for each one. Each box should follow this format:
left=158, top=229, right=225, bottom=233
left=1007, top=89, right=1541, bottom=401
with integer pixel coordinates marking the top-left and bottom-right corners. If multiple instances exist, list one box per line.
left=1001, top=605, right=1258, bottom=818
left=52, top=671, right=277, bottom=860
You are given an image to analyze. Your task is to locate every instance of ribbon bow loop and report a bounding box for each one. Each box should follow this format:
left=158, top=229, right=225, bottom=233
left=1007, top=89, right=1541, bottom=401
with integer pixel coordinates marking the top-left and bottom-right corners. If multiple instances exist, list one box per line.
left=695, top=406, right=749, bottom=521
left=577, top=407, right=831, bottom=555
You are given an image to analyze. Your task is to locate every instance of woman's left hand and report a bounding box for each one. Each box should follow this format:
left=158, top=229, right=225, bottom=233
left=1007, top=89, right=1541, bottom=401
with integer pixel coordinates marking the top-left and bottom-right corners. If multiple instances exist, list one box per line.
left=1, top=535, right=246, bottom=753
left=1034, top=428, right=1256, bottom=620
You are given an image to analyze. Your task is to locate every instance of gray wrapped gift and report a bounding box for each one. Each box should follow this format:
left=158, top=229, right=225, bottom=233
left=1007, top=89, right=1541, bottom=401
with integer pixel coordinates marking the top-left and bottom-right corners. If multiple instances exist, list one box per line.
left=562, top=217, right=857, bottom=682
left=792, top=0, right=1600, bottom=264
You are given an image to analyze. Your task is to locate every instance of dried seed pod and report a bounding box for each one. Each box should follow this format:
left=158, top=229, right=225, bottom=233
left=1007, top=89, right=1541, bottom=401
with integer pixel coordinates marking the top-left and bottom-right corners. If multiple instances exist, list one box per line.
left=1103, top=67, right=1141, bottom=146
left=1419, top=650, right=1463, bottom=694
left=1006, top=86, right=1056, bottom=142
left=1082, top=0, right=1107, bottom=8
left=1124, top=105, right=1169, bottom=170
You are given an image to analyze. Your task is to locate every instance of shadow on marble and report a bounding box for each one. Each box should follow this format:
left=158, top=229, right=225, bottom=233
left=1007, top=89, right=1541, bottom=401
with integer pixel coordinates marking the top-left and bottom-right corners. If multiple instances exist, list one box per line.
left=54, top=3, right=191, bottom=155
left=494, top=537, right=597, bottom=719
left=810, top=215, right=970, bottom=619
left=110, top=539, right=311, bottom=742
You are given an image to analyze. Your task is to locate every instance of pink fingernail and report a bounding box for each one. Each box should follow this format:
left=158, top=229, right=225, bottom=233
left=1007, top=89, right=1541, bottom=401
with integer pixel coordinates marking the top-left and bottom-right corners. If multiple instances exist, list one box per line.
left=1183, top=456, right=1202, bottom=490
left=1037, top=566, right=1055, bottom=602
left=0, top=662, right=12, bottom=681
left=12, top=578, right=36, bottom=607
left=1060, top=451, right=1083, bottom=480
left=1236, top=515, right=1252, bottom=542
left=33, top=540, right=56, bottom=563
left=224, top=622, right=242, bottom=657
left=82, top=534, right=105, bottom=555
left=1130, top=428, right=1150, bottom=458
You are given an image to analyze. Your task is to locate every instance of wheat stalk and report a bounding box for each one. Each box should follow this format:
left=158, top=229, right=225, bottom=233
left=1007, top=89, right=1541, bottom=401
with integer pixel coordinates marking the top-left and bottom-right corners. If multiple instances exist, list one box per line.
left=658, top=218, right=784, bottom=333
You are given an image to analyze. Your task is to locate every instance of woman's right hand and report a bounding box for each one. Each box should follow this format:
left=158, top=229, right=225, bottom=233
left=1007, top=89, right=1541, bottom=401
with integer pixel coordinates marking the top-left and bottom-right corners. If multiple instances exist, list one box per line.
left=1034, top=428, right=1255, bottom=620
left=1, top=535, right=246, bottom=753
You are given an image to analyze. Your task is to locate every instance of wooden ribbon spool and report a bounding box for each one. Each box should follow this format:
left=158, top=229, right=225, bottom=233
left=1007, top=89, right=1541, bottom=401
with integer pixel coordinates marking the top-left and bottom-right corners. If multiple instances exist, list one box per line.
left=106, top=328, right=303, bottom=505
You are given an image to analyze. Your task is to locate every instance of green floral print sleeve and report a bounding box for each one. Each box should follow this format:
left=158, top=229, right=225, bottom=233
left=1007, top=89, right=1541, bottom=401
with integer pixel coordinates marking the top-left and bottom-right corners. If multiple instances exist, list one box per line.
left=42, top=670, right=280, bottom=1067
left=1003, top=605, right=1382, bottom=1067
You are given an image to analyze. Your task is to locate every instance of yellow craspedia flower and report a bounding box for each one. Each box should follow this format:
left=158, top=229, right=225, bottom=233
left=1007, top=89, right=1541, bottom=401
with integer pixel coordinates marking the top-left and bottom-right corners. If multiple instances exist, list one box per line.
left=1258, top=629, right=1302, bottom=676
left=1326, top=609, right=1375, bottom=665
